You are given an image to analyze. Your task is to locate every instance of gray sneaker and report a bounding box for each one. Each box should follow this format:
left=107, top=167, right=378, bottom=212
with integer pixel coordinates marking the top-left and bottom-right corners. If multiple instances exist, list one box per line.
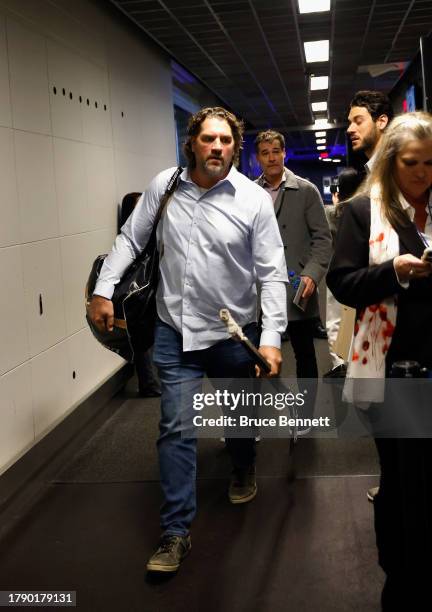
left=229, top=465, right=257, bottom=504
left=146, top=535, right=191, bottom=572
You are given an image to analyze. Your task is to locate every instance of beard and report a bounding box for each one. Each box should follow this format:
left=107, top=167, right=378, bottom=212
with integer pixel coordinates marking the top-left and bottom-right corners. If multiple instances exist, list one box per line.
left=358, top=125, right=380, bottom=154
left=199, top=156, right=229, bottom=177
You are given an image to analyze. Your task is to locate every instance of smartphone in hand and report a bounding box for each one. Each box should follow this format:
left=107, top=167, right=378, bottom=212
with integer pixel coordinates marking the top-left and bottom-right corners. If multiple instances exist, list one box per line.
left=421, top=246, right=432, bottom=263
left=292, top=278, right=309, bottom=312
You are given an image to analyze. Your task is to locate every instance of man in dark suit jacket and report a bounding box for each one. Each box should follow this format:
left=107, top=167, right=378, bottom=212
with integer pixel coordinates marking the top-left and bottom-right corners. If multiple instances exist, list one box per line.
left=255, top=130, right=332, bottom=417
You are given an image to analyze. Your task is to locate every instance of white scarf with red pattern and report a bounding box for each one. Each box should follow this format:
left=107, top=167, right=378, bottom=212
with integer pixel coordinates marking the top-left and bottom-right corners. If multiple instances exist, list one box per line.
left=344, top=186, right=398, bottom=404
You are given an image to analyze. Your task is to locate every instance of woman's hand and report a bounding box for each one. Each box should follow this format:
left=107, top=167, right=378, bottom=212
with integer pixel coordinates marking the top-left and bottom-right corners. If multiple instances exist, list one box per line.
left=394, top=254, right=432, bottom=282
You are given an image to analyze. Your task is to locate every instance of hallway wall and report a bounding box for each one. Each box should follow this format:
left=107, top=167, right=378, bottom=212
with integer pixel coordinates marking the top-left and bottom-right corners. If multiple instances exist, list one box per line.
left=0, top=0, right=177, bottom=474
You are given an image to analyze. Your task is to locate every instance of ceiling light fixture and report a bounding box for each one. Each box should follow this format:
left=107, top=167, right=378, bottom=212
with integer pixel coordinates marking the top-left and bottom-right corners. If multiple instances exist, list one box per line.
left=322, top=158, right=333, bottom=162
left=299, top=0, right=330, bottom=13
left=315, top=131, right=326, bottom=137
left=310, top=76, right=329, bottom=90
left=304, top=40, right=329, bottom=63
left=316, top=138, right=326, bottom=144
left=314, top=119, right=331, bottom=128
left=312, top=101, right=328, bottom=112
left=317, top=145, right=326, bottom=150
left=332, top=158, right=342, bottom=162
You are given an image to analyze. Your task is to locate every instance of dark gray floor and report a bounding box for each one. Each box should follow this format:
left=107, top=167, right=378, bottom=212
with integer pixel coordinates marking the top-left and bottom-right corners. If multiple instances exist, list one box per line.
left=0, top=337, right=383, bottom=611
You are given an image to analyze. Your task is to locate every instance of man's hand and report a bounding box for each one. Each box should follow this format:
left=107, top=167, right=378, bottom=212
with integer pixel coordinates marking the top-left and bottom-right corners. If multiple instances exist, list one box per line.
left=88, top=295, right=114, bottom=332
left=300, top=275, right=316, bottom=299
left=255, top=346, right=282, bottom=378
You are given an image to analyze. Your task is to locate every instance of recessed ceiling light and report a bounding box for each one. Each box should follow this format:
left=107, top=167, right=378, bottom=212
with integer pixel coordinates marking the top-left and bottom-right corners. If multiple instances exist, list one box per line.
left=304, top=40, right=329, bottom=63
left=310, top=76, right=329, bottom=90
left=299, top=0, right=330, bottom=13
left=317, top=145, right=326, bottom=150
left=312, top=101, right=328, bottom=112
left=316, top=138, right=326, bottom=144
left=322, top=158, right=333, bottom=162
left=332, top=158, right=342, bottom=162
left=314, top=119, right=331, bottom=128
left=315, top=131, right=326, bottom=137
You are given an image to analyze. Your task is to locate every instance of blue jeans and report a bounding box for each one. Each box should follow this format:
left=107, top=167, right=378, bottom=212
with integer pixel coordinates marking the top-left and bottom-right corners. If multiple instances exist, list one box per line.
left=152, top=319, right=258, bottom=537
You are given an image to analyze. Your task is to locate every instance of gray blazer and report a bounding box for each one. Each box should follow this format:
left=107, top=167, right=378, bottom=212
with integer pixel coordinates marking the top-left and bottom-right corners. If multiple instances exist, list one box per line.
left=256, top=168, right=332, bottom=321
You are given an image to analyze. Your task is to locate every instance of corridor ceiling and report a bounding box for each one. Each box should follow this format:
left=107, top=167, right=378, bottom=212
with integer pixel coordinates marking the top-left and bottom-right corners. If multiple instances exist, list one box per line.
left=110, top=0, right=432, bottom=148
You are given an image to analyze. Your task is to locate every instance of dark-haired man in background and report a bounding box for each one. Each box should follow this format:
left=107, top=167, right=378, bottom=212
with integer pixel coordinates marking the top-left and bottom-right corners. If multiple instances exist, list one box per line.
left=89, top=107, right=288, bottom=573
left=347, top=90, right=394, bottom=503
left=347, top=89, right=394, bottom=173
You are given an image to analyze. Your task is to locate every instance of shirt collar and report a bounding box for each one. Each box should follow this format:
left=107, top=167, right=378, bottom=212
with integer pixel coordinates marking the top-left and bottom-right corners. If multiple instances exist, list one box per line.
left=365, top=153, right=376, bottom=174
left=262, top=168, right=286, bottom=190
left=398, top=189, right=432, bottom=221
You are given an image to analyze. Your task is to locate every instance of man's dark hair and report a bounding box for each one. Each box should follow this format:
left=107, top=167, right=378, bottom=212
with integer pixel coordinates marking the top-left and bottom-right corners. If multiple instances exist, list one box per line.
left=337, top=167, right=363, bottom=201
left=183, top=107, right=244, bottom=167
left=119, top=191, right=142, bottom=230
left=254, top=130, right=285, bottom=154
left=349, top=90, right=394, bottom=123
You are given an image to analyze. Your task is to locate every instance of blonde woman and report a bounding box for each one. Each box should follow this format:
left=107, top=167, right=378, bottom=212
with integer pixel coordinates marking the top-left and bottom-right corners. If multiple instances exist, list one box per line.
left=327, top=112, right=432, bottom=610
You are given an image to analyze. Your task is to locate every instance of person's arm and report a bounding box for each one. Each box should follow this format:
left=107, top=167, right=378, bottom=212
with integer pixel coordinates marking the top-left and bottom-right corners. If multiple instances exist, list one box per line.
left=252, top=193, right=288, bottom=376
left=326, top=197, right=401, bottom=308
left=94, top=178, right=164, bottom=299
left=89, top=171, right=170, bottom=331
left=300, top=183, right=333, bottom=298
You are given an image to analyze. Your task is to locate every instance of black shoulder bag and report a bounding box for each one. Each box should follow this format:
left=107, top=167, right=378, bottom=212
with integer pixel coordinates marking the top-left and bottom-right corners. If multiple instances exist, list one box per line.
left=85, top=167, right=182, bottom=361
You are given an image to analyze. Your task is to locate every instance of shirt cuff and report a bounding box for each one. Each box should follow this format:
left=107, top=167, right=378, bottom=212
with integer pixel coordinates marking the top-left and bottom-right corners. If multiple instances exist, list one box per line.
left=259, top=330, right=281, bottom=349
left=93, top=280, right=115, bottom=300
left=392, top=260, right=409, bottom=289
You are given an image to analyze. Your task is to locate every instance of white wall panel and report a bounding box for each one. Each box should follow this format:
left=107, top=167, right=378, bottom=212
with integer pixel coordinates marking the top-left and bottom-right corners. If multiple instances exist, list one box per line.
left=0, top=0, right=107, bottom=69
left=80, top=58, right=111, bottom=147
left=21, top=239, right=66, bottom=357
left=0, top=127, right=20, bottom=247
left=110, top=82, right=145, bottom=155
left=47, top=40, right=83, bottom=141
left=85, top=143, right=117, bottom=231
left=113, top=149, right=147, bottom=202
left=0, top=246, right=29, bottom=375
left=53, top=137, right=88, bottom=236
left=60, top=228, right=116, bottom=335
left=67, top=328, right=123, bottom=408
left=141, top=92, right=177, bottom=162
left=31, top=340, right=71, bottom=438
left=0, top=363, right=34, bottom=474
left=0, top=0, right=177, bottom=472
left=0, top=15, right=11, bottom=128
left=14, top=130, right=59, bottom=242
left=7, top=18, right=51, bottom=135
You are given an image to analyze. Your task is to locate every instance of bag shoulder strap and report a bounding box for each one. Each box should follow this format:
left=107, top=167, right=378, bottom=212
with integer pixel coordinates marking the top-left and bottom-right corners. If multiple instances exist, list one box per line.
left=153, top=166, right=183, bottom=228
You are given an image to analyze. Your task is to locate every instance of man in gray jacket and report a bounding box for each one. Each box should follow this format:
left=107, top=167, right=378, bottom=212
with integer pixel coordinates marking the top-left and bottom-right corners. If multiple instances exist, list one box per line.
left=255, top=130, right=332, bottom=410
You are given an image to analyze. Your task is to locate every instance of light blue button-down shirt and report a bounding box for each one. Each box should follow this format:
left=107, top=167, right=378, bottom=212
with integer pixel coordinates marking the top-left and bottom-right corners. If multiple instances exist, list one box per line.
left=95, top=166, right=288, bottom=351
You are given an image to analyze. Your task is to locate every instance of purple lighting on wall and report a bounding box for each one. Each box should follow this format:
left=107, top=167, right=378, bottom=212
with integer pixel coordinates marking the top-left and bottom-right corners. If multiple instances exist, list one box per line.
left=172, top=61, right=196, bottom=85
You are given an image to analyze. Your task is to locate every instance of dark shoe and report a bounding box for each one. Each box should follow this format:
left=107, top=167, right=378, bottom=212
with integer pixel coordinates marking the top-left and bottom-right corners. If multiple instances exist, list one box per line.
left=229, top=465, right=257, bottom=504
left=367, top=486, right=379, bottom=502
left=313, top=322, right=328, bottom=340
left=138, top=385, right=161, bottom=398
left=146, top=535, right=191, bottom=573
left=323, top=364, right=347, bottom=379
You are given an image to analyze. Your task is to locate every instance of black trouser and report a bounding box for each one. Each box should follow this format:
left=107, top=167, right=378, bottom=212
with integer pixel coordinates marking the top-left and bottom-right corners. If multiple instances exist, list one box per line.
left=288, top=319, right=318, bottom=379
left=134, top=349, right=160, bottom=393
left=288, top=319, right=318, bottom=420
left=373, top=437, right=432, bottom=610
